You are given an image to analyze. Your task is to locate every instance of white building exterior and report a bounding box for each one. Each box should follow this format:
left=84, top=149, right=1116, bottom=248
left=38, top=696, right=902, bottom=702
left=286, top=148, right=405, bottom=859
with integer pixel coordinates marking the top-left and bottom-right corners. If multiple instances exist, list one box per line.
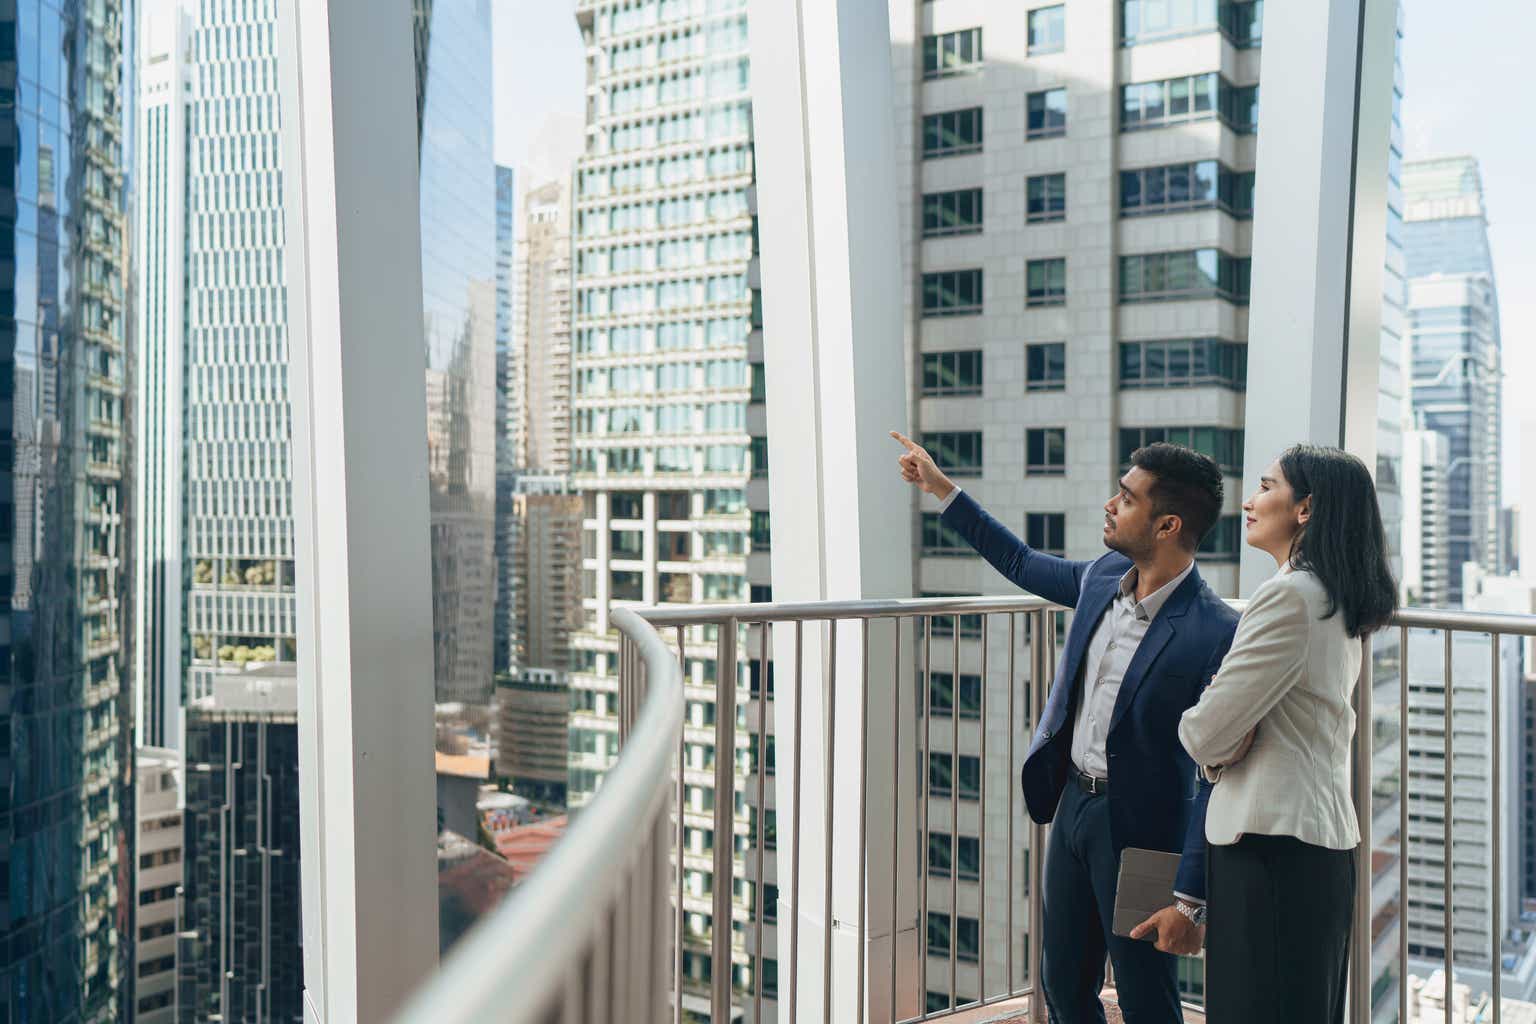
left=1404, top=429, right=1453, bottom=607
left=182, top=0, right=298, bottom=701
left=133, top=747, right=183, bottom=1022
left=567, top=0, right=761, bottom=1008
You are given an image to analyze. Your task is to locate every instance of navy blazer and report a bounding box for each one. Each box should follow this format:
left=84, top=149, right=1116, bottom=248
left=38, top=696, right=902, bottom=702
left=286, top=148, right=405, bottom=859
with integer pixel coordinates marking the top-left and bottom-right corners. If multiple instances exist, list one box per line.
left=942, top=490, right=1239, bottom=899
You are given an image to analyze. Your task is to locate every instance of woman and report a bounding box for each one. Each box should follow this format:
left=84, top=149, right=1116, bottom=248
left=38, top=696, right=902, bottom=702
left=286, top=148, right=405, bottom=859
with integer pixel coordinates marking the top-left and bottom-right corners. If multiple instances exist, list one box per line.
left=1177, top=446, right=1397, bottom=1023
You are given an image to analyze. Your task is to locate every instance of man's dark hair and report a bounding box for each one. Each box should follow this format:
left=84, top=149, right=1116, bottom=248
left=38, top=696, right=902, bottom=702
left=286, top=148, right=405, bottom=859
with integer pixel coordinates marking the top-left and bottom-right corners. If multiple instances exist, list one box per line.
left=1128, top=443, right=1224, bottom=551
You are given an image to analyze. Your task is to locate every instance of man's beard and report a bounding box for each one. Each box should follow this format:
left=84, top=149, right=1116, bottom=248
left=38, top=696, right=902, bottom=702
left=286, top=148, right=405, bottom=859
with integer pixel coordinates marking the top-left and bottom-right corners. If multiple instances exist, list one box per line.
left=1103, top=527, right=1151, bottom=560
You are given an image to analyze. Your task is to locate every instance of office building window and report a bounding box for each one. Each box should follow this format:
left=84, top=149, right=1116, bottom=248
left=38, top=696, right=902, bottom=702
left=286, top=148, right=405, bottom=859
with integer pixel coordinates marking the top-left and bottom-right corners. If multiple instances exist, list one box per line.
left=922, top=513, right=973, bottom=557
left=925, top=912, right=981, bottom=962
left=921, top=350, right=984, bottom=396
left=1121, top=0, right=1263, bottom=48
left=1026, top=428, right=1067, bottom=476
left=922, top=592, right=985, bottom=639
left=1027, top=258, right=1067, bottom=307
left=923, top=28, right=983, bottom=79
left=923, top=107, right=984, bottom=158
left=923, top=430, right=983, bottom=477
left=1119, top=426, right=1244, bottom=475
left=750, top=510, right=771, bottom=550
left=1026, top=513, right=1067, bottom=557
left=928, top=753, right=982, bottom=800
left=923, top=188, right=984, bottom=237
left=1027, top=173, right=1067, bottom=222
left=1120, top=161, right=1254, bottom=218
left=749, top=436, right=768, bottom=477
left=1120, top=74, right=1258, bottom=133
left=611, top=570, right=645, bottom=602
left=1119, top=249, right=1250, bottom=304
left=1027, top=88, right=1067, bottom=138
left=1198, top=514, right=1242, bottom=561
left=1026, top=342, right=1066, bottom=391
left=928, top=831, right=982, bottom=880
left=1028, top=5, right=1065, bottom=54
left=922, top=269, right=984, bottom=316
left=1119, top=338, right=1247, bottom=390
left=926, top=671, right=983, bottom=719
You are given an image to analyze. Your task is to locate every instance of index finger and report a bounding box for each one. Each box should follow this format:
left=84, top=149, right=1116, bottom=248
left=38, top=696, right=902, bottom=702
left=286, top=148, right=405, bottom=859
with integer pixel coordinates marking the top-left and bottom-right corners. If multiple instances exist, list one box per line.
left=889, top=430, right=919, bottom=451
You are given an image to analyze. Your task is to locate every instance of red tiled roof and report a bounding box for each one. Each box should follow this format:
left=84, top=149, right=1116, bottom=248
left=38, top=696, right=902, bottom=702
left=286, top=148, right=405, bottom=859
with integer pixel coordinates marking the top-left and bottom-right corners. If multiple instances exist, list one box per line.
left=494, top=816, right=568, bottom=883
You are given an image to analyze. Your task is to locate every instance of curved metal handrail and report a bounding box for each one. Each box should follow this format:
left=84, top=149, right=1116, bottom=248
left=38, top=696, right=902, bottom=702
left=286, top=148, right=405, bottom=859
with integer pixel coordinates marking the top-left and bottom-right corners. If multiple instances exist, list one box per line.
left=394, top=607, right=683, bottom=1024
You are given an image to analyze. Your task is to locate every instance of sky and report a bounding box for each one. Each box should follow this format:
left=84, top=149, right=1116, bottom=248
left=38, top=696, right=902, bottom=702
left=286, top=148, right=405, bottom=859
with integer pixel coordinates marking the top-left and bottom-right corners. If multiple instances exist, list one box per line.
left=490, top=0, right=1531, bottom=508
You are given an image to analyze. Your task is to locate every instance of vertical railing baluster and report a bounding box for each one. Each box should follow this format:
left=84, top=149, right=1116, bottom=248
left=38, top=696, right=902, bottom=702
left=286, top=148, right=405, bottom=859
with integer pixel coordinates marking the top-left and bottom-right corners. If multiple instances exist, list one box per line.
left=675, top=626, right=686, bottom=1024
left=950, top=614, right=960, bottom=1009
left=1492, top=631, right=1503, bottom=1024
left=857, top=618, right=870, bottom=1024
left=920, top=615, right=931, bottom=1018
left=1399, top=623, right=1409, bottom=1024
left=711, top=619, right=738, bottom=1022
left=791, top=619, right=804, bottom=1023
left=823, top=618, right=838, bottom=1024
left=890, top=616, right=902, bottom=1022
left=1007, top=613, right=1016, bottom=997
left=756, top=621, right=769, bottom=1024
left=1028, top=610, right=1048, bottom=1024
left=1350, top=634, right=1374, bottom=1024
left=978, top=613, right=988, bottom=1005
left=1444, top=628, right=1454, bottom=1024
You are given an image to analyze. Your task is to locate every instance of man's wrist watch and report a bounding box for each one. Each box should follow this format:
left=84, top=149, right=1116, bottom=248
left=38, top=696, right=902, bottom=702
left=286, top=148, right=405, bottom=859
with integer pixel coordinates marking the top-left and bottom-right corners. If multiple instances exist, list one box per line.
left=1174, top=899, right=1207, bottom=927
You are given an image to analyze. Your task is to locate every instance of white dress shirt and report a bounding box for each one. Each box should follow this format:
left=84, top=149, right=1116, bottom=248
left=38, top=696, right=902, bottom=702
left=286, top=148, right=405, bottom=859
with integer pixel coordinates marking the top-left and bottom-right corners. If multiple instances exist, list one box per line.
left=1070, top=560, right=1196, bottom=779
left=1177, top=566, right=1362, bottom=849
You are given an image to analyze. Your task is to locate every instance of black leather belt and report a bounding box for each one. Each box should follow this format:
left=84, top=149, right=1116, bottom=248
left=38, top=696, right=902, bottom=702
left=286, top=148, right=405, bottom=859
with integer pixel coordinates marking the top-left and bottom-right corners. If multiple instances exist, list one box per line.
left=1074, top=768, right=1109, bottom=796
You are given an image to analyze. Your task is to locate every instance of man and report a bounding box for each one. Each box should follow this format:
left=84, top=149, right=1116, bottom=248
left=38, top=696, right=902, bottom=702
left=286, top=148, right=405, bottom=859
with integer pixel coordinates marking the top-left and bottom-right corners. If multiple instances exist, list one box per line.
left=892, top=432, right=1240, bottom=1024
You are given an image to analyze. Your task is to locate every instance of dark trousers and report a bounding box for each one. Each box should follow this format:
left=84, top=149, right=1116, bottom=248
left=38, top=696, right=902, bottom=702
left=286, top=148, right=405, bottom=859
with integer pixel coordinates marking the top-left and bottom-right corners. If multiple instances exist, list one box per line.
left=1042, top=782, right=1183, bottom=1024
left=1206, top=834, right=1355, bottom=1024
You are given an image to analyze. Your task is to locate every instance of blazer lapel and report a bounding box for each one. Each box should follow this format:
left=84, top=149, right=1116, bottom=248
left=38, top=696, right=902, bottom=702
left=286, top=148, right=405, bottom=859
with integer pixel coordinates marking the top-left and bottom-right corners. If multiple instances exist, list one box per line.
left=1107, top=567, right=1203, bottom=732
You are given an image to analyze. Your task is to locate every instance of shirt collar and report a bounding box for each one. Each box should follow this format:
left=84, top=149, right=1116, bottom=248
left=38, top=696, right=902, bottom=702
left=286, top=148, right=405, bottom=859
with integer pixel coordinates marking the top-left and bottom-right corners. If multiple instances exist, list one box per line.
left=1117, top=560, right=1198, bottom=622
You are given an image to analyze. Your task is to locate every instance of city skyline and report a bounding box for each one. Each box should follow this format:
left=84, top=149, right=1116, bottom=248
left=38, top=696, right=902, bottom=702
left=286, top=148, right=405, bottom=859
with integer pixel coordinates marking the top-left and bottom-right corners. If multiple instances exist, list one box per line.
left=493, top=0, right=1532, bottom=513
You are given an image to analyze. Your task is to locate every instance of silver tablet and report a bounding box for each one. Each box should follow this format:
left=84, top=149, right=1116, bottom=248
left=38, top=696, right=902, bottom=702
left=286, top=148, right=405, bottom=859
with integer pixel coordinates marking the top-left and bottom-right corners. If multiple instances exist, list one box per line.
left=1111, top=847, right=1183, bottom=941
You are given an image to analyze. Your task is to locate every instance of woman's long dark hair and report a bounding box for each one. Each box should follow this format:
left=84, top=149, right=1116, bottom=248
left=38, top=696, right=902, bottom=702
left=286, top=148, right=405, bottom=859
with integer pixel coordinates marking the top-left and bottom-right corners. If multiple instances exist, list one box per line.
left=1280, top=445, right=1399, bottom=637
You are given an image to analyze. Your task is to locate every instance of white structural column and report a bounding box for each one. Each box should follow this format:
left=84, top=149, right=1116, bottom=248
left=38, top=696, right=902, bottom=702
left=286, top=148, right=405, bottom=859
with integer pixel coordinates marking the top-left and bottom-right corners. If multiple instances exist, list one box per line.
left=276, top=1, right=440, bottom=1021
left=1240, top=0, right=1397, bottom=593
left=748, top=1, right=918, bottom=1020
left=1241, top=4, right=1396, bottom=1024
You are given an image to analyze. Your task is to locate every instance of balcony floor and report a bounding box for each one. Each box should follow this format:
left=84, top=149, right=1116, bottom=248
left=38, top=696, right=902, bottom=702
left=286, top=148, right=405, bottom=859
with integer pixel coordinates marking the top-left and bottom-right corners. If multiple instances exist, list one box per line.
left=938, top=990, right=1204, bottom=1024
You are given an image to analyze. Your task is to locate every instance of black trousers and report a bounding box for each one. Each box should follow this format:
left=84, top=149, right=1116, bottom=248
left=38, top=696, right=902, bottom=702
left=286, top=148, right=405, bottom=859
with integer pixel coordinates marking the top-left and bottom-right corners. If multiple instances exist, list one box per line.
left=1042, top=782, right=1182, bottom=1023
left=1206, top=834, right=1355, bottom=1024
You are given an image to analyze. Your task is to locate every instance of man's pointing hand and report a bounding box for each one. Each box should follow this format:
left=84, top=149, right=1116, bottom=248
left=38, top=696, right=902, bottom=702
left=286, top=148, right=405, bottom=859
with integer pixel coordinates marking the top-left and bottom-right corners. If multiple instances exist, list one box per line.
left=890, top=430, right=955, bottom=501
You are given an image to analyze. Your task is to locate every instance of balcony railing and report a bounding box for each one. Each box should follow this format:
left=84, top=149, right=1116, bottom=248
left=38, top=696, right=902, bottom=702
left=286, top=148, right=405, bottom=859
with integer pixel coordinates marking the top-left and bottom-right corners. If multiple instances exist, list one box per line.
left=399, top=596, right=1536, bottom=1024
left=394, top=606, right=683, bottom=1024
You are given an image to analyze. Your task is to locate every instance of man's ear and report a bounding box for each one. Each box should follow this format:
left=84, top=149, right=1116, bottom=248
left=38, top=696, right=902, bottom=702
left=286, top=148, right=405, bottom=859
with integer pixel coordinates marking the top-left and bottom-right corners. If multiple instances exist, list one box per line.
left=1159, top=513, right=1183, bottom=542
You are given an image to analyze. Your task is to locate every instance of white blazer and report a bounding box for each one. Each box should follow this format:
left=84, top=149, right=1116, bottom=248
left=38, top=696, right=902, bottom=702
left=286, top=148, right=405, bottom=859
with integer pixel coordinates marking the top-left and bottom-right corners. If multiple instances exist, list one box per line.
left=1177, top=566, right=1361, bottom=850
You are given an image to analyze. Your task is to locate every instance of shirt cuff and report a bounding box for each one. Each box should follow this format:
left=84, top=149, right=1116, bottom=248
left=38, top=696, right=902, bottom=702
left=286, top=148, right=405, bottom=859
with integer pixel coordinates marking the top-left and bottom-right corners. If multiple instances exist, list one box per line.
left=1173, top=891, right=1205, bottom=907
left=937, top=485, right=963, bottom=513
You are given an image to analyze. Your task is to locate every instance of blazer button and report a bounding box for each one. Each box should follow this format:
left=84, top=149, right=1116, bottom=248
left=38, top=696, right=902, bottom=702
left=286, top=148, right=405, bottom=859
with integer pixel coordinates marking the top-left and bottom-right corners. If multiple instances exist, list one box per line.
left=1042, top=730, right=1053, bottom=740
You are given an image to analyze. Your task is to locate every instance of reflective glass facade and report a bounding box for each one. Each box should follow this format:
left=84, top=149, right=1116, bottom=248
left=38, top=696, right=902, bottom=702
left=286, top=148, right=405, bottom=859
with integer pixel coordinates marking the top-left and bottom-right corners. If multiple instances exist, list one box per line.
left=494, top=164, right=516, bottom=674
left=417, top=0, right=496, bottom=706
left=0, top=0, right=130, bottom=1018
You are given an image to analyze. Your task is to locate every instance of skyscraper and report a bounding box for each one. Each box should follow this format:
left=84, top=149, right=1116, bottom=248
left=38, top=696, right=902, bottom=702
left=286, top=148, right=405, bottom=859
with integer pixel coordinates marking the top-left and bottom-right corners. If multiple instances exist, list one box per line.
left=569, top=0, right=758, bottom=1005
left=1403, top=156, right=1503, bottom=606
left=134, top=0, right=194, bottom=751
left=1403, top=429, right=1453, bottom=607
left=495, top=164, right=518, bottom=675
left=177, top=669, right=302, bottom=1022
left=1, top=0, right=131, bottom=1017
left=514, top=180, right=574, bottom=478
left=182, top=0, right=297, bottom=703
